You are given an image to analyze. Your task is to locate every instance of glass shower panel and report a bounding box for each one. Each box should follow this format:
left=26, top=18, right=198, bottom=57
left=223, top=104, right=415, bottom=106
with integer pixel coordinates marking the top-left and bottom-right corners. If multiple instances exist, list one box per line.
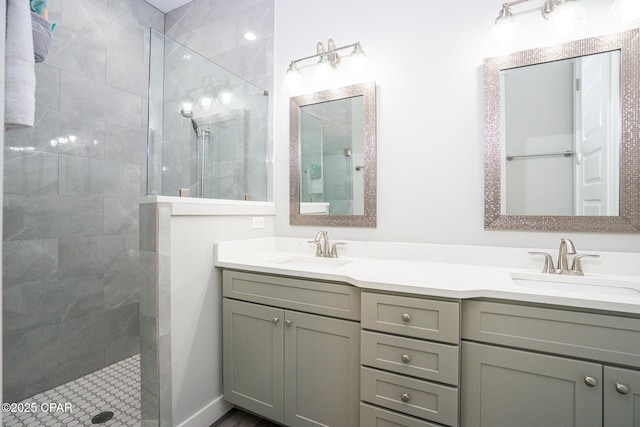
left=147, top=29, right=269, bottom=201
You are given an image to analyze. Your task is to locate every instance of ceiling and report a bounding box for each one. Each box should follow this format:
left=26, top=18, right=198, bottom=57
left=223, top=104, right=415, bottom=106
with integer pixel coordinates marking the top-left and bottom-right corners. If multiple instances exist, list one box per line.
left=145, top=0, right=193, bottom=13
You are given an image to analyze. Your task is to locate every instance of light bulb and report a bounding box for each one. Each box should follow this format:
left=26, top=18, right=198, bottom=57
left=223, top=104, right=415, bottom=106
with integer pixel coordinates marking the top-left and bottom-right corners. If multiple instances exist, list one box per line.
left=490, top=14, right=522, bottom=52
left=549, top=0, right=587, bottom=37
left=218, top=91, right=234, bottom=105
left=283, top=63, right=303, bottom=94
left=350, top=44, right=367, bottom=79
left=200, top=97, right=212, bottom=109
left=313, top=55, right=334, bottom=87
left=611, top=0, right=640, bottom=24
left=244, top=32, right=257, bottom=41
left=180, top=101, right=193, bottom=118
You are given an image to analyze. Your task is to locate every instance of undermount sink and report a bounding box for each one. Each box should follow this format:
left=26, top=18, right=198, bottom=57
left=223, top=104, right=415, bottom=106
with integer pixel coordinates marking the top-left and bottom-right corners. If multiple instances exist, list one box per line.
left=510, top=272, right=640, bottom=297
left=269, top=255, right=353, bottom=269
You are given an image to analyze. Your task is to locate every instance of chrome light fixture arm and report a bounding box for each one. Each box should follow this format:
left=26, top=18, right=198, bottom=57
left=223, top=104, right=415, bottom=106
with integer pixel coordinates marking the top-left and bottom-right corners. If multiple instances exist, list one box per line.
left=288, top=41, right=363, bottom=70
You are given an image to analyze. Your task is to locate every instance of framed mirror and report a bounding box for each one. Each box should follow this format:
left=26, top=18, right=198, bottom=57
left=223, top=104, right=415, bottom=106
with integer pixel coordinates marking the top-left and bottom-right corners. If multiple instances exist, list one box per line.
left=290, top=81, right=377, bottom=227
left=484, top=29, right=640, bottom=232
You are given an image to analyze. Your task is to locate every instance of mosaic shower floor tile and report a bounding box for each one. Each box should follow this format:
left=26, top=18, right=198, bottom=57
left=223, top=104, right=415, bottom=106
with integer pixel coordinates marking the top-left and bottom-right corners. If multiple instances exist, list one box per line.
left=2, top=354, right=140, bottom=426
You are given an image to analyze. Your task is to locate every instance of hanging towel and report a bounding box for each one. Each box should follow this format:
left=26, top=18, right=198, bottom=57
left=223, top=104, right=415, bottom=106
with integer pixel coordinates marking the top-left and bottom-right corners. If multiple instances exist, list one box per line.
left=307, top=172, right=323, bottom=194
left=30, top=0, right=46, bottom=15
left=31, top=11, right=53, bottom=62
left=5, top=0, right=37, bottom=130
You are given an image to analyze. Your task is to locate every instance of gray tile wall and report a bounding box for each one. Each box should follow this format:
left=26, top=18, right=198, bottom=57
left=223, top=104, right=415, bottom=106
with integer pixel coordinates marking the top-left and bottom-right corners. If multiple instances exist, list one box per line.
left=165, top=0, right=274, bottom=201
left=3, top=0, right=164, bottom=403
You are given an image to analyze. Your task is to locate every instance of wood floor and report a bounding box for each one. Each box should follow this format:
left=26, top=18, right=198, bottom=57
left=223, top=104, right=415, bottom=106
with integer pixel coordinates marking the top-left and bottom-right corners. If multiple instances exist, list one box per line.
left=211, top=408, right=282, bottom=427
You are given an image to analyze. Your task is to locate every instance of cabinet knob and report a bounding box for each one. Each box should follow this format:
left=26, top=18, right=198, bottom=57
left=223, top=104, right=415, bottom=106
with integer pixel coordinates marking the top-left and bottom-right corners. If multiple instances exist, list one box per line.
left=584, top=376, right=598, bottom=387
left=285, top=319, right=293, bottom=327
left=401, top=313, right=411, bottom=322
left=401, top=393, right=410, bottom=402
left=615, top=383, right=630, bottom=395
left=272, top=317, right=279, bottom=324
left=401, top=354, right=411, bottom=364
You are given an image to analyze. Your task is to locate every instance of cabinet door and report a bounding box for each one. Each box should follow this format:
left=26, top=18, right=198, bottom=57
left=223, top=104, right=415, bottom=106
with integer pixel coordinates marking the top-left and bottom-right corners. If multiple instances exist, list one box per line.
left=461, top=342, right=602, bottom=427
left=604, top=366, right=640, bottom=426
left=284, top=310, right=360, bottom=427
left=223, top=299, right=284, bottom=423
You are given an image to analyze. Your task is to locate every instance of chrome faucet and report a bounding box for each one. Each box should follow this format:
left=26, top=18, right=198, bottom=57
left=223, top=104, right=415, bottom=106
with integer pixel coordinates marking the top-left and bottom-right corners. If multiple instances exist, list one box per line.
left=308, top=231, right=346, bottom=258
left=556, top=238, right=577, bottom=273
left=529, top=238, right=600, bottom=276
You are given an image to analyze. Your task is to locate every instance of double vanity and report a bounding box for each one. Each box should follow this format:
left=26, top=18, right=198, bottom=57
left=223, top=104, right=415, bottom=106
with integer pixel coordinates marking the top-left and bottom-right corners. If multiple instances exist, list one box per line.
left=216, top=236, right=640, bottom=427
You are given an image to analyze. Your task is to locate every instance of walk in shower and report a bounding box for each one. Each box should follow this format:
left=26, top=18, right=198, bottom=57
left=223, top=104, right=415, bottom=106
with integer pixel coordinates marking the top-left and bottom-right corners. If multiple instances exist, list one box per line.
left=147, top=29, right=269, bottom=201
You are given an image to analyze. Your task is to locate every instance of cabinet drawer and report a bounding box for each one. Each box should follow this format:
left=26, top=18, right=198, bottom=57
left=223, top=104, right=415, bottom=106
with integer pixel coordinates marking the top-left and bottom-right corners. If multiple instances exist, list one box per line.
left=361, top=367, right=459, bottom=426
left=462, top=301, right=640, bottom=368
left=362, top=293, right=459, bottom=344
left=361, top=331, right=459, bottom=385
left=223, top=270, right=360, bottom=320
left=360, top=403, right=442, bottom=427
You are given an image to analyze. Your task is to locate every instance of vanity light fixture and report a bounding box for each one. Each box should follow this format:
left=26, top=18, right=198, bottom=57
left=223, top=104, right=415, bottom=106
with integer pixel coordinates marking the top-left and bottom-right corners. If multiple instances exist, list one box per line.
left=491, top=0, right=588, bottom=41
left=283, top=39, right=366, bottom=93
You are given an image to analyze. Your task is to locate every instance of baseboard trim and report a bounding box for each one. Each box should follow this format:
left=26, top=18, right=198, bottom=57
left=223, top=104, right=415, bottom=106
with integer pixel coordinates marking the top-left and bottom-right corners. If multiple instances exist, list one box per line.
left=176, top=395, right=233, bottom=427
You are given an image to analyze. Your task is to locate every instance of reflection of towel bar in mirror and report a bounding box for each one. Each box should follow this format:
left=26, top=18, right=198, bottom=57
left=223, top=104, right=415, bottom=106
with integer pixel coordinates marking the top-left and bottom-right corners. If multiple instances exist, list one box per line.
left=506, top=150, right=573, bottom=161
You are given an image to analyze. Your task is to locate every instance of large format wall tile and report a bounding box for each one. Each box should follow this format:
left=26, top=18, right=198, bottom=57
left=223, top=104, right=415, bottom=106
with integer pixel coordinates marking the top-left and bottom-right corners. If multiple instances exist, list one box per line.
left=107, top=50, right=150, bottom=99
left=3, top=0, right=160, bottom=404
left=5, top=109, right=107, bottom=159
left=61, top=0, right=144, bottom=63
left=3, top=150, right=59, bottom=195
left=47, top=26, right=107, bottom=83
left=59, top=71, right=143, bottom=130
left=2, top=239, right=58, bottom=287
left=3, top=324, right=61, bottom=400
left=58, top=155, right=140, bottom=198
left=34, top=64, right=61, bottom=110
left=104, top=197, right=139, bottom=235
left=58, top=234, right=127, bottom=280
left=4, top=194, right=103, bottom=241
left=3, top=277, right=103, bottom=334
left=106, top=123, right=147, bottom=165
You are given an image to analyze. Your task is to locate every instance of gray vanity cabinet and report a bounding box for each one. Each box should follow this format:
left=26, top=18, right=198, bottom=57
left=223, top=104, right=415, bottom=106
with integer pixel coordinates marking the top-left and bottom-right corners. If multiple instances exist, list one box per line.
left=461, top=300, right=640, bottom=427
left=223, top=298, right=284, bottom=421
left=604, top=366, right=640, bottom=427
left=360, top=292, right=461, bottom=427
left=461, top=341, right=602, bottom=427
left=222, top=270, right=361, bottom=427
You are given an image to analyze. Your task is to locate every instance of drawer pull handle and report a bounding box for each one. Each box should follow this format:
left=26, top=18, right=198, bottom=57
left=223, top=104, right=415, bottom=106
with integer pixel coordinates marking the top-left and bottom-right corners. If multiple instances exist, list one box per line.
left=272, top=317, right=280, bottom=324
left=401, top=313, right=411, bottom=322
left=401, top=393, right=410, bottom=402
left=615, top=383, right=629, bottom=395
left=401, top=354, right=411, bottom=363
left=584, top=376, right=598, bottom=387
left=285, top=319, right=293, bottom=327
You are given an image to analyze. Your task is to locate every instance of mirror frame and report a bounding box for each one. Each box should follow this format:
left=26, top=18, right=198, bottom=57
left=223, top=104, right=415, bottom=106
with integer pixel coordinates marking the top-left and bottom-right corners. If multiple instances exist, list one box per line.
left=484, top=29, right=640, bottom=232
left=290, top=81, right=377, bottom=227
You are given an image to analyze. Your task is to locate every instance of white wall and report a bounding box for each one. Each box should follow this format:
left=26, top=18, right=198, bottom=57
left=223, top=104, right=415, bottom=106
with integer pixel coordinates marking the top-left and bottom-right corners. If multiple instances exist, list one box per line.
left=1, top=1, right=5, bottom=415
left=273, top=0, right=640, bottom=252
left=169, top=213, right=275, bottom=426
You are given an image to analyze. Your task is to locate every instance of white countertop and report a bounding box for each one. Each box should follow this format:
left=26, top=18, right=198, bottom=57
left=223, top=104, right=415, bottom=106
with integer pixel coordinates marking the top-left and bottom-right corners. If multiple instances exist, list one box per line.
left=215, top=237, right=640, bottom=315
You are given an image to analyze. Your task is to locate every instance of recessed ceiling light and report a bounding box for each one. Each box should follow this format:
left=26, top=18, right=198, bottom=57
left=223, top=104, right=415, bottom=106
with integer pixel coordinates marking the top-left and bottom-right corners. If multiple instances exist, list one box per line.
left=244, top=32, right=257, bottom=41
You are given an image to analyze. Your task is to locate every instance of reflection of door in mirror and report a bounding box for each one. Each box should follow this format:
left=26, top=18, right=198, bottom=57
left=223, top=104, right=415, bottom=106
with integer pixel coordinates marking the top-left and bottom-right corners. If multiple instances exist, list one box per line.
left=501, top=50, right=620, bottom=216
left=299, top=96, right=365, bottom=216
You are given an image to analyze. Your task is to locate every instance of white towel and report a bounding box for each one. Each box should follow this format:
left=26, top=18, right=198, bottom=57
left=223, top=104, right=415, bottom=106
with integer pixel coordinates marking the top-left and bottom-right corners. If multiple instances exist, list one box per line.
left=307, top=172, right=323, bottom=194
left=5, top=0, right=36, bottom=130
